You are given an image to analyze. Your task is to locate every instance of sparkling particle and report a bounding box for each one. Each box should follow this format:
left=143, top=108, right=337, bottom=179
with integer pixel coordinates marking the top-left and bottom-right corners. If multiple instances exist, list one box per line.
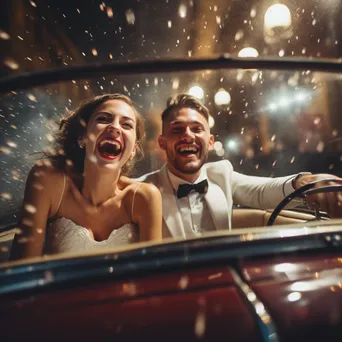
left=194, top=310, right=206, bottom=338
left=178, top=276, right=189, bottom=289
left=125, top=9, right=135, bottom=25
left=0, top=146, right=11, bottom=155
left=11, top=169, right=20, bottom=181
left=168, top=20, right=172, bottom=28
left=27, top=93, right=37, bottom=102
left=24, top=204, right=37, bottom=214
left=4, top=58, right=19, bottom=70
left=290, top=156, right=295, bottom=164
left=0, top=30, right=10, bottom=40
left=123, top=282, right=136, bottom=296
left=91, top=48, right=98, bottom=56
left=1, top=193, right=12, bottom=200
left=234, top=30, right=244, bottom=41
left=208, top=272, right=222, bottom=280
left=278, top=49, right=285, bottom=57
left=172, top=79, right=179, bottom=90
left=7, top=141, right=17, bottom=148
left=317, top=141, right=325, bottom=153
left=29, top=0, right=37, bottom=7
left=179, top=4, right=187, bottom=18
left=106, top=7, right=114, bottom=18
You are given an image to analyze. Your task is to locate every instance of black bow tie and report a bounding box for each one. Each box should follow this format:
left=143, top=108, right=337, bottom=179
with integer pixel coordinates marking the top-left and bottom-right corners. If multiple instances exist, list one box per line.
left=176, top=179, right=208, bottom=199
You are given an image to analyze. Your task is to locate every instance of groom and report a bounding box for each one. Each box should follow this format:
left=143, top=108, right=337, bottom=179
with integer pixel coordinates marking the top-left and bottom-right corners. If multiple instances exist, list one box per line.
left=137, top=94, right=342, bottom=238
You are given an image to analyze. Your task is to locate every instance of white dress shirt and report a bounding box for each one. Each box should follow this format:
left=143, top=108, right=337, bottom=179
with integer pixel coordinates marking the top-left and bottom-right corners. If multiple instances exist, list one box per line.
left=167, top=168, right=216, bottom=237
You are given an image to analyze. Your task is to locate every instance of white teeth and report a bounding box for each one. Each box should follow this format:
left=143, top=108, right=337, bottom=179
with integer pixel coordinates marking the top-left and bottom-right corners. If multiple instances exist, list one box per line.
left=178, top=146, right=198, bottom=153
left=99, top=140, right=120, bottom=148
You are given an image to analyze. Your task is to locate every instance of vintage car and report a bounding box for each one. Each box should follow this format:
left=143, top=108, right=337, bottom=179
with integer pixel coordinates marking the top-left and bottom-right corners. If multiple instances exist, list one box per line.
left=1, top=1, right=342, bottom=341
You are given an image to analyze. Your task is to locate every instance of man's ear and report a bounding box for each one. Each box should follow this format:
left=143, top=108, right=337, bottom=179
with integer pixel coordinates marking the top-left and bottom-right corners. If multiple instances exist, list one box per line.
left=208, top=134, right=215, bottom=151
left=158, top=135, right=167, bottom=151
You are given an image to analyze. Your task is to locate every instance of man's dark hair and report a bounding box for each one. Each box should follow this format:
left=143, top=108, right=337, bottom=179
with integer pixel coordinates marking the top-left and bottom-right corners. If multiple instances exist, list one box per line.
left=161, top=94, right=210, bottom=128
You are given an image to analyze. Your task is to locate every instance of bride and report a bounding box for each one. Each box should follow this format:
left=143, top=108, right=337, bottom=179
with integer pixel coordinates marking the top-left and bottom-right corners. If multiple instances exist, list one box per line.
left=11, top=93, right=162, bottom=259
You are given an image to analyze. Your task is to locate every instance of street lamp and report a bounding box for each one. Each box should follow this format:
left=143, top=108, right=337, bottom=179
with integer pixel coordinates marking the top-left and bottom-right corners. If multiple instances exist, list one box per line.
left=238, top=47, right=259, bottom=58
left=188, top=85, right=204, bottom=100
left=264, top=4, right=293, bottom=44
left=214, top=89, right=231, bottom=106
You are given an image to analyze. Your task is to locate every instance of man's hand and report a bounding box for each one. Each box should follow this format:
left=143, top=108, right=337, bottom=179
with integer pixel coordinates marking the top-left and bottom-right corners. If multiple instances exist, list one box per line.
left=293, top=173, right=342, bottom=218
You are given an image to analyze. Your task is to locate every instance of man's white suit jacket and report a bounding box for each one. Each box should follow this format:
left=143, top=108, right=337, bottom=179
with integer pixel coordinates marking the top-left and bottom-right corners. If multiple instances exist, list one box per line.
left=137, top=160, right=296, bottom=238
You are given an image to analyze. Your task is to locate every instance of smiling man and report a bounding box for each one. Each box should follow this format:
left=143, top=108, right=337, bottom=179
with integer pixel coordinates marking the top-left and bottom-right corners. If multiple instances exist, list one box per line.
left=138, top=94, right=342, bottom=239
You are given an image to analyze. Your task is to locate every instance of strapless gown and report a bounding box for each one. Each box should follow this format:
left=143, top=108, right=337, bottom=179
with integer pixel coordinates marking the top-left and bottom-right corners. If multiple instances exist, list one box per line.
left=45, top=217, right=139, bottom=254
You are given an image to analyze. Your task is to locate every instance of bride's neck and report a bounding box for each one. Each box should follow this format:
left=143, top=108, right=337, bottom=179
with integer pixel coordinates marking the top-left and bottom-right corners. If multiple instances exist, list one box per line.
left=81, top=165, right=121, bottom=206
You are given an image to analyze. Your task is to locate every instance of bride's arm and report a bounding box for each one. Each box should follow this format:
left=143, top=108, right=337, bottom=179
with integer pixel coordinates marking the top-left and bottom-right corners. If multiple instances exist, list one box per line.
left=10, top=164, right=54, bottom=260
left=132, top=183, right=162, bottom=242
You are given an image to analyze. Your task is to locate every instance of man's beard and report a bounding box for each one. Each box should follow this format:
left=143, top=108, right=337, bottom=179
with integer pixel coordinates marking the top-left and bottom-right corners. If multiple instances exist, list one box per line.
left=167, top=149, right=208, bottom=174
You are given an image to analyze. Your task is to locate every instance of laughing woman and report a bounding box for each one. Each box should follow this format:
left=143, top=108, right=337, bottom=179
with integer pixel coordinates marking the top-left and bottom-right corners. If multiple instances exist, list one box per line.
left=11, top=94, right=162, bottom=259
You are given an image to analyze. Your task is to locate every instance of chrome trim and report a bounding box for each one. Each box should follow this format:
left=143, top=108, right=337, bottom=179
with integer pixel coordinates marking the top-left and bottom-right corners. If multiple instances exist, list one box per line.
left=230, top=268, right=279, bottom=342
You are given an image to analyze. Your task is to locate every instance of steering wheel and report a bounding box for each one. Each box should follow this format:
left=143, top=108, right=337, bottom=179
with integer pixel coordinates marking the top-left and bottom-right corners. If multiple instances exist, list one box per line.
left=267, top=178, right=342, bottom=226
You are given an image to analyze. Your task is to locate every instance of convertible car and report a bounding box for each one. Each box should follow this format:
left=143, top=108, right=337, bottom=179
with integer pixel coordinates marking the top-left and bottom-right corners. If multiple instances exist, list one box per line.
left=1, top=1, right=342, bottom=341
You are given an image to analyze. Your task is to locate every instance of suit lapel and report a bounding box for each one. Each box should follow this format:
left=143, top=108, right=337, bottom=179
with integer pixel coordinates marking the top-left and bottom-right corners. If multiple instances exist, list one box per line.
left=157, top=165, right=186, bottom=238
left=205, top=165, right=231, bottom=231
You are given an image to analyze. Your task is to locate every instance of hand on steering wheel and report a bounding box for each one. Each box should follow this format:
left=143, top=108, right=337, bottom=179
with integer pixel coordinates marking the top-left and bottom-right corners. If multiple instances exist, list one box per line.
left=267, top=178, right=342, bottom=226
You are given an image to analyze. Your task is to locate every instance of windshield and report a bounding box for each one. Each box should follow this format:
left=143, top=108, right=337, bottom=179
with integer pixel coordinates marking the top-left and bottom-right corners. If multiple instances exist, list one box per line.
left=1, top=0, right=342, bottom=264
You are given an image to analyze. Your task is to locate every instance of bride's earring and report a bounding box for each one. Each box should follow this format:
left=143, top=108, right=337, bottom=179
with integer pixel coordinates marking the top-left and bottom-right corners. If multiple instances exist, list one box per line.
left=129, top=151, right=136, bottom=160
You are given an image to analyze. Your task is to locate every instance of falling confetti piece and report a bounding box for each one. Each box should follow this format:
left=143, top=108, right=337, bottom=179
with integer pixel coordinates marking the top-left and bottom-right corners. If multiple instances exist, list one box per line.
left=7, top=141, right=17, bottom=148
left=1, top=193, right=12, bottom=200
left=106, top=7, right=114, bottom=18
left=235, top=30, right=244, bottom=41
left=179, top=4, right=187, bottom=18
left=0, top=30, right=10, bottom=40
left=178, top=276, right=189, bottom=289
left=24, top=204, right=37, bottom=214
left=29, top=0, right=37, bottom=7
left=194, top=310, right=206, bottom=338
left=27, top=93, right=37, bottom=102
left=317, top=141, right=325, bottom=153
left=0, top=146, right=11, bottom=155
left=123, top=283, right=136, bottom=296
left=4, top=58, right=19, bottom=70
left=126, top=9, right=135, bottom=25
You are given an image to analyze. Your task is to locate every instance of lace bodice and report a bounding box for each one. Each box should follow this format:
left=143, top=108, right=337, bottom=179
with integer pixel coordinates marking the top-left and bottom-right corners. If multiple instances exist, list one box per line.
left=45, top=217, right=139, bottom=254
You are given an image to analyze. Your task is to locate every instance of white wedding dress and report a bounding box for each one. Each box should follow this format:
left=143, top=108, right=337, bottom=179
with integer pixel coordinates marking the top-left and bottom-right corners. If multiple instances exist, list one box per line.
left=44, top=175, right=140, bottom=254
left=45, top=217, right=139, bottom=254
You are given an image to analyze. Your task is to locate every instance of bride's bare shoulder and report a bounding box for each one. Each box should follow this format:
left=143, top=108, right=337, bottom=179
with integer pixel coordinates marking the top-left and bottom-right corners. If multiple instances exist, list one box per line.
left=119, top=176, right=159, bottom=196
left=28, top=160, right=66, bottom=188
